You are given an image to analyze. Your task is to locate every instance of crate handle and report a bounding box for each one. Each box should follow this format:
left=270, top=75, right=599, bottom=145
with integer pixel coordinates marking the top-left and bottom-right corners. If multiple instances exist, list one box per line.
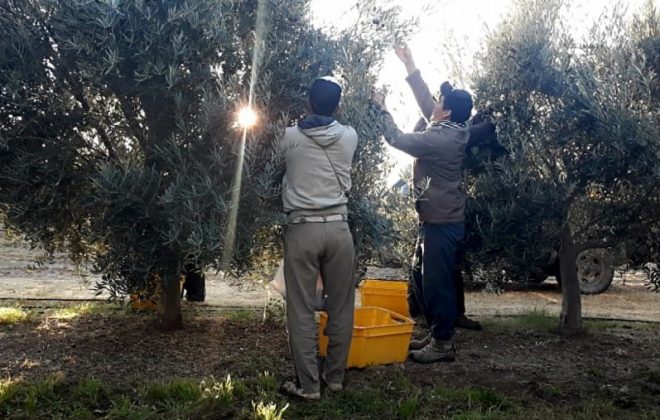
left=390, top=313, right=409, bottom=324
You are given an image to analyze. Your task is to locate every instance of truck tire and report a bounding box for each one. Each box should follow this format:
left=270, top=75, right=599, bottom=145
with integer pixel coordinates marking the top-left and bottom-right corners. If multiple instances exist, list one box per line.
left=549, top=248, right=614, bottom=294
left=575, top=248, right=614, bottom=294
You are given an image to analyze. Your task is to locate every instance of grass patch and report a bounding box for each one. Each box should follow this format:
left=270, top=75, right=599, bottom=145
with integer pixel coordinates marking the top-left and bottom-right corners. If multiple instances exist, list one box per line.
left=482, top=310, right=556, bottom=332
left=1, top=304, right=658, bottom=419
left=0, top=378, right=21, bottom=408
left=396, top=396, right=420, bottom=419
left=584, top=319, right=660, bottom=331
left=225, top=308, right=260, bottom=321
left=49, top=302, right=108, bottom=319
left=0, top=307, right=28, bottom=325
left=141, top=379, right=201, bottom=403
left=0, top=364, right=658, bottom=419
left=105, top=395, right=156, bottom=420
left=71, top=377, right=108, bottom=408
left=22, top=376, right=60, bottom=416
left=430, top=386, right=512, bottom=415
left=482, top=312, right=660, bottom=333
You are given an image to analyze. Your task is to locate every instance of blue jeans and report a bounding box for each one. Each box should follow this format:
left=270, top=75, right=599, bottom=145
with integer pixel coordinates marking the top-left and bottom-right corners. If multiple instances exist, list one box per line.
left=410, top=222, right=465, bottom=341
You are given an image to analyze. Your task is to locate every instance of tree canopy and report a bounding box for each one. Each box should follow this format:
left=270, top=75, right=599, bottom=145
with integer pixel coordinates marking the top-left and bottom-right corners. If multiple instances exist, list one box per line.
left=0, top=0, right=411, bottom=327
left=463, top=0, right=660, bottom=331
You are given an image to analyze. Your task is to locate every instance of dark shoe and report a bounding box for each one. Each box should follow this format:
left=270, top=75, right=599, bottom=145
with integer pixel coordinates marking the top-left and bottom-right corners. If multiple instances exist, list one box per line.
left=409, top=338, right=456, bottom=364
left=455, top=315, right=482, bottom=331
left=408, top=333, right=431, bottom=351
left=281, top=381, right=320, bottom=401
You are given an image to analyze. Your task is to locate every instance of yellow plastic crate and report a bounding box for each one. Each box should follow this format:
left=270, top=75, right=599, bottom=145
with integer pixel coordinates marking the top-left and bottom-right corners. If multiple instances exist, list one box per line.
left=318, top=306, right=414, bottom=368
left=359, top=279, right=410, bottom=318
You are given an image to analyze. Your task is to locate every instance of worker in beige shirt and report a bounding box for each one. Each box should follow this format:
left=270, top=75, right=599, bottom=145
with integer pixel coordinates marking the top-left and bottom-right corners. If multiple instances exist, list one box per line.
left=280, top=76, right=358, bottom=400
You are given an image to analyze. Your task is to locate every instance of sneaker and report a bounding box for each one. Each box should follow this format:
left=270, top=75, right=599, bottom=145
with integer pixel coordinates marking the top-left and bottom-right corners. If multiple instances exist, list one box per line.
left=455, top=315, right=482, bottom=331
left=321, top=373, right=343, bottom=392
left=281, top=381, right=320, bottom=401
left=409, top=338, right=456, bottom=364
left=408, top=333, right=431, bottom=351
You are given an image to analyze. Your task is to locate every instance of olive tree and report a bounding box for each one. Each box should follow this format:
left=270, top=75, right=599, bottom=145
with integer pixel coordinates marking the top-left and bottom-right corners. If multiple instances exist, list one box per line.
left=464, top=0, right=660, bottom=333
left=0, top=0, right=410, bottom=329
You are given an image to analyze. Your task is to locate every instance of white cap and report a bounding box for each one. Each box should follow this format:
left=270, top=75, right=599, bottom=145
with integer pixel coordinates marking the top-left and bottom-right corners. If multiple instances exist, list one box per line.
left=318, top=75, right=342, bottom=89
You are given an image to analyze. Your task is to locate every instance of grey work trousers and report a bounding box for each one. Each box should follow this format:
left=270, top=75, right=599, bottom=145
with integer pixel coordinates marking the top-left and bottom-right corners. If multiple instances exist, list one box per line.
left=284, top=221, right=355, bottom=394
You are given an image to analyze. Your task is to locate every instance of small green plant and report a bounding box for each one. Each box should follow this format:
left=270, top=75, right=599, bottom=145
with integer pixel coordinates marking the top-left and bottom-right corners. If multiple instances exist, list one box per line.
left=397, top=397, right=419, bottom=419
left=252, top=400, right=289, bottom=420
left=542, top=384, right=564, bottom=399
left=200, top=375, right=236, bottom=405
left=106, top=395, right=153, bottom=420
left=465, top=387, right=510, bottom=412
left=23, top=377, right=59, bottom=415
left=143, top=379, right=200, bottom=404
left=431, top=386, right=511, bottom=416
left=256, top=371, right=278, bottom=393
left=0, top=378, right=20, bottom=408
left=71, top=377, right=106, bottom=407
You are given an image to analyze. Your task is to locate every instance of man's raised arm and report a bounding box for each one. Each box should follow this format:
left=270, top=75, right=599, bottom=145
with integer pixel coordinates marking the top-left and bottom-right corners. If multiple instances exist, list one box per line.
left=371, top=92, right=434, bottom=158
left=395, top=44, right=435, bottom=121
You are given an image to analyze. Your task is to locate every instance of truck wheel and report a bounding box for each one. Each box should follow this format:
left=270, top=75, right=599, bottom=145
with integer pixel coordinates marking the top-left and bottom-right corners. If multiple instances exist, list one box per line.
left=552, top=248, right=614, bottom=294
left=575, top=248, right=614, bottom=294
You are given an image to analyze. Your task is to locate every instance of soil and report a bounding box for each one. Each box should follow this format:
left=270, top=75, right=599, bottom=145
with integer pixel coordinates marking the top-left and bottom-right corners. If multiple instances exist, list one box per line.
left=1, top=232, right=659, bottom=414
left=0, top=307, right=659, bottom=412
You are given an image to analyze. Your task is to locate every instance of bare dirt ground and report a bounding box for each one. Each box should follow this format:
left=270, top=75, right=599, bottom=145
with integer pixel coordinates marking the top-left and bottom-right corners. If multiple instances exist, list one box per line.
left=0, top=306, right=659, bottom=418
left=1, top=232, right=658, bottom=322
left=1, top=232, right=659, bottom=418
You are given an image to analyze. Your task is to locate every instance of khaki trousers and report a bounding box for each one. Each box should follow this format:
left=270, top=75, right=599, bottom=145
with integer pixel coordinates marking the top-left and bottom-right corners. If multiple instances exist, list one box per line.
left=284, top=221, right=355, bottom=394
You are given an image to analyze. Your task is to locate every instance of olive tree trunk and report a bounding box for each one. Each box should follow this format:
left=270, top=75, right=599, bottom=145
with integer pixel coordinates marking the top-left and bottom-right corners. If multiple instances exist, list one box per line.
left=558, top=225, right=582, bottom=335
left=159, top=253, right=183, bottom=331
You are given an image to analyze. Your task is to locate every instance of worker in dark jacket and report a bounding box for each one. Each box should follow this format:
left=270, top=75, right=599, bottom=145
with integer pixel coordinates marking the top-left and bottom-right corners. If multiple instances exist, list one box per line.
left=372, top=44, right=494, bottom=363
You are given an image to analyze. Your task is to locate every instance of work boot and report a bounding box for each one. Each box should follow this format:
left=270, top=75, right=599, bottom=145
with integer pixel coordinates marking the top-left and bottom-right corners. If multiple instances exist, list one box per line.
left=321, top=373, right=343, bottom=392
left=281, top=381, right=320, bottom=401
left=409, top=338, right=456, bottom=364
left=408, top=333, right=431, bottom=351
left=455, top=315, right=482, bottom=331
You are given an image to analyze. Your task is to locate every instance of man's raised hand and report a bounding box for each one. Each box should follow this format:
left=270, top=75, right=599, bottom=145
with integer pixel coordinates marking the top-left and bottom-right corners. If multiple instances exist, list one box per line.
left=395, top=44, right=412, bottom=63
left=395, top=44, right=417, bottom=75
left=370, top=89, right=387, bottom=111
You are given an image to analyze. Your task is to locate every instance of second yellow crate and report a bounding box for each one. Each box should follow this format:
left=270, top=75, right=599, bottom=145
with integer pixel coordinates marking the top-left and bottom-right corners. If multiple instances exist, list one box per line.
left=359, top=279, right=410, bottom=317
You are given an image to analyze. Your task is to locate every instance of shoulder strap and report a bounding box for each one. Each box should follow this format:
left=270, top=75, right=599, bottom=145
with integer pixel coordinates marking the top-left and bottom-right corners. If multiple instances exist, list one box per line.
left=308, top=136, right=347, bottom=198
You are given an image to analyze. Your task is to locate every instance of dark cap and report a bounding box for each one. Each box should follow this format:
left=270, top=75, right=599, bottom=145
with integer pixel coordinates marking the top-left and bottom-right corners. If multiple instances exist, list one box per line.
left=439, top=81, right=473, bottom=124
left=310, top=76, right=342, bottom=117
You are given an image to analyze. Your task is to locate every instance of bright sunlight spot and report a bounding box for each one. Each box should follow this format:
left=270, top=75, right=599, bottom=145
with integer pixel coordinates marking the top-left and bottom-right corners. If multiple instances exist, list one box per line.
left=237, top=106, right=258, bottom=128
left=0, top=307, right=28, bottom=325
left=50, top=303, right=97, bottom=320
